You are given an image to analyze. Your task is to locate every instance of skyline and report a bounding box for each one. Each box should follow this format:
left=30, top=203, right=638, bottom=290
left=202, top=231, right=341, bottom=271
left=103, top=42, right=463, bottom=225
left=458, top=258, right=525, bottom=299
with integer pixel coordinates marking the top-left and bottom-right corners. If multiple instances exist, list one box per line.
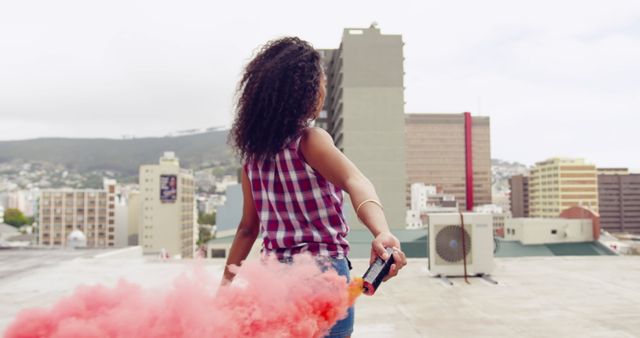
left=1, top=0, right=639, bottom=168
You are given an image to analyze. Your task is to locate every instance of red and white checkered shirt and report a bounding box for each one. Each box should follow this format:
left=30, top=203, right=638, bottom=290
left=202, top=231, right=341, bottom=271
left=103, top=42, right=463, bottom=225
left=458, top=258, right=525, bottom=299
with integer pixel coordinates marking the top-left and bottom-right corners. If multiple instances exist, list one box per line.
left=244, top=134, right=350, bottom=259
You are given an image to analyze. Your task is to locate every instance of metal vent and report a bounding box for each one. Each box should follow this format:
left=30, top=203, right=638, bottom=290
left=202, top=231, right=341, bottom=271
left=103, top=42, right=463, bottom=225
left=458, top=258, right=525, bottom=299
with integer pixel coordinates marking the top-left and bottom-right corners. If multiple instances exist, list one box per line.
left=435, top=225, right=472, bottom=263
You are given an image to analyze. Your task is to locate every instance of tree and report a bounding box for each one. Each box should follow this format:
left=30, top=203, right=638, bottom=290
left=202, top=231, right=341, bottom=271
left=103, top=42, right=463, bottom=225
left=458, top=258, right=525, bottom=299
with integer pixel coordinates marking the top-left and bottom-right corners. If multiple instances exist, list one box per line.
left=198, top=212, right=216, bottom=226
left=4, top=208, right=29, bottom=227
left=197, top=226, right=213, bottom=246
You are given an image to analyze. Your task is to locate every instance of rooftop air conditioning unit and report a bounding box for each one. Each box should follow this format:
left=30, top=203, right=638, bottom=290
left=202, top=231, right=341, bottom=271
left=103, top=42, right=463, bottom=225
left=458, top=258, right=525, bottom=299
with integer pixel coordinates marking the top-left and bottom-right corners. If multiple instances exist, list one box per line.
left=428, top=213, right=494, bottom=277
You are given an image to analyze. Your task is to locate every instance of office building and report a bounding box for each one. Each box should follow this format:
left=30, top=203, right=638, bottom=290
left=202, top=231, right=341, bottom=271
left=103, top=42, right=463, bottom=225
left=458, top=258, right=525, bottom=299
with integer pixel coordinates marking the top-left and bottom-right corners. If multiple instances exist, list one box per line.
left=529, top=158, right=598, bottom=218
left=139, top=152, right=196, bottom=258
left=318, top=25, right=407, bottom=228
left=405, top=113, right=491, bottom=211
left=598, top=170, right=640, bottom=234
left=598, top=168, right=629, bottom=175
left=38, top=179, right=117, bottom=247
left=509, top=175, right=530, bottom=217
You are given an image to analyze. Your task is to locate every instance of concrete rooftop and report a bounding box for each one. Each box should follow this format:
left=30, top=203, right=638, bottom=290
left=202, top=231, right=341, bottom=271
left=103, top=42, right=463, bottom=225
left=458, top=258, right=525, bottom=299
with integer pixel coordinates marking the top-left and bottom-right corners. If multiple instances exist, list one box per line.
left=1, top=248, right=639, bottom=337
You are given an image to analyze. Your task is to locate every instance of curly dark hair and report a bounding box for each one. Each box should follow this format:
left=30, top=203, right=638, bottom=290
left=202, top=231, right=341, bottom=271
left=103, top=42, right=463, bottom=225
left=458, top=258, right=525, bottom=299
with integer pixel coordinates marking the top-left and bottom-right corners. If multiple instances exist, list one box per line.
left=230, top=37, right=323, bottom=162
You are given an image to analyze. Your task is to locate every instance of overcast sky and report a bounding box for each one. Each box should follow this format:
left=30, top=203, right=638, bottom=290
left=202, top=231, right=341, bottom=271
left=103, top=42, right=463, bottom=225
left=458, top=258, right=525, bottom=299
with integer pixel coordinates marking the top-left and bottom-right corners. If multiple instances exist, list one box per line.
left=1, top=1, right=639, bottom=168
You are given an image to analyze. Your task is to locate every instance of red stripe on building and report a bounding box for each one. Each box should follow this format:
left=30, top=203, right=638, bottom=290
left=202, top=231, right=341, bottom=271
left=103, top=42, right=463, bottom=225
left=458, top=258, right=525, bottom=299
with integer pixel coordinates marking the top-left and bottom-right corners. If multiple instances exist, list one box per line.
left=464, top=112, right=474, bottom=211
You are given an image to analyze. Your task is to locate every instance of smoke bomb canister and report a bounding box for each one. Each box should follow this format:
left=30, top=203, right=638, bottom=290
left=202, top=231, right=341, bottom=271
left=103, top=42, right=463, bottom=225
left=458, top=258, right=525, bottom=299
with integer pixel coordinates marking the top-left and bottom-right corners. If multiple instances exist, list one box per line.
left=362, top=247, right=395, bottom=296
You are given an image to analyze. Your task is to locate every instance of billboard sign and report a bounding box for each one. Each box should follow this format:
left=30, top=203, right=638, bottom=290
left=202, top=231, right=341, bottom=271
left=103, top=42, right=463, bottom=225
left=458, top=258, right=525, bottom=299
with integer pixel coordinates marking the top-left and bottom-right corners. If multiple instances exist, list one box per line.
left=160, top=175, right=177, bottom=203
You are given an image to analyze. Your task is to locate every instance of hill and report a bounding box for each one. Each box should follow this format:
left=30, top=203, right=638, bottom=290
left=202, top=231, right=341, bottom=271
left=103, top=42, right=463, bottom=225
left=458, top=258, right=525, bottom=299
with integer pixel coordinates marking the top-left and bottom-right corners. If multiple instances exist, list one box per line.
left=0, top=130, right=234, bottom=176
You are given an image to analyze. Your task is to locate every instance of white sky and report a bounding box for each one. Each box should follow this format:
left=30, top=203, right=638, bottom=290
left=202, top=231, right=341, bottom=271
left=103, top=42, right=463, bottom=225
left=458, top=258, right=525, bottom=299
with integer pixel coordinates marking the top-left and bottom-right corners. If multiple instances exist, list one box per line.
left=1, top=0, right=639, bottom=168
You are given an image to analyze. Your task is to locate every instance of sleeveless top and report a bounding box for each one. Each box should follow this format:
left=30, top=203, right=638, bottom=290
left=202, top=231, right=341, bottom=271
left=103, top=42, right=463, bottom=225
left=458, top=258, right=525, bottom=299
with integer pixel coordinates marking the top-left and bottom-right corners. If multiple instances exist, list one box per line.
left=244, top=133, right=350, bottom=259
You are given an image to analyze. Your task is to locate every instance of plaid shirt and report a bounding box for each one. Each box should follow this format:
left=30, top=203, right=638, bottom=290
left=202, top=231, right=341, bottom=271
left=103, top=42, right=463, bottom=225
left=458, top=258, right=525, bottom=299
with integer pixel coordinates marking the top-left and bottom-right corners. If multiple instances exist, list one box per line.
left=245, top=134, right=350, bottom=259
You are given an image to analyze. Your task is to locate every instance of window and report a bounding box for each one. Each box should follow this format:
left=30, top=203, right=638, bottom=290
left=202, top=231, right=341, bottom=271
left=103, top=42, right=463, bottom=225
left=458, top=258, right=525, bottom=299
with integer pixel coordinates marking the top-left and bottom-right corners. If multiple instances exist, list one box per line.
left=210, top=249, right=226, bottom=258
left=551, top=229, right=557, bottom=235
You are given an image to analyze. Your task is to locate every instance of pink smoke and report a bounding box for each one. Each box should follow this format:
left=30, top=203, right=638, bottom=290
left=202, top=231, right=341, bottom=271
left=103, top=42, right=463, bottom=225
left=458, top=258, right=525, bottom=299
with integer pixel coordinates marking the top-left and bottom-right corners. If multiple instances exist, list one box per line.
left=4, top=255, right=354, bottom=338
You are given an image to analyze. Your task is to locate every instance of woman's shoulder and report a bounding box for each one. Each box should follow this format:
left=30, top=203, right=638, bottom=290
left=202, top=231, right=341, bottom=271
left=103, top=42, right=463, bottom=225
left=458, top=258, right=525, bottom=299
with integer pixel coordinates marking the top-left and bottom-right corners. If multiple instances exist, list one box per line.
left=299, top=127, right=333, bottom=148
left=298, top=127, right=336, bottom=167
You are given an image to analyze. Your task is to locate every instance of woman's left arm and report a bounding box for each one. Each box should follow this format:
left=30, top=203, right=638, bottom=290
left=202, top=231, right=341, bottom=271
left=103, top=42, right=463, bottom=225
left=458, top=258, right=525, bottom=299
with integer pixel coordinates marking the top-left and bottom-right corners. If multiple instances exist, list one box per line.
left=221, top=166, right=260, bottom=285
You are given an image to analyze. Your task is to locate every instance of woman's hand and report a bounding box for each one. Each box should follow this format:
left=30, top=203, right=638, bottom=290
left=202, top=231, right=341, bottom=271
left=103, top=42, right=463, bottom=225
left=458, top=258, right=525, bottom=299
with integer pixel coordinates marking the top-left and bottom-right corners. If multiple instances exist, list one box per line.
left=370, top=231, right=408, bottom=281
left=219, top=276, right=232, bottom=288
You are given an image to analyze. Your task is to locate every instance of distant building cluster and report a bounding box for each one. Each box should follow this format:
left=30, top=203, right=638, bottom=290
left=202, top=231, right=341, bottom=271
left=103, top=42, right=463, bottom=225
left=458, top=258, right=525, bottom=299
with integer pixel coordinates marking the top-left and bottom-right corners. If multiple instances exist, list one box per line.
left=405, top=183, right=458, bottom=229
left=317, top=25, right=493, bottom=229
left=1, top=24, right=638, bottom=260
left=509, top=159, right=640, bottom=235
left=315, top=26, right=638, bottom=244
left=0, top=152, right=203, bottom=258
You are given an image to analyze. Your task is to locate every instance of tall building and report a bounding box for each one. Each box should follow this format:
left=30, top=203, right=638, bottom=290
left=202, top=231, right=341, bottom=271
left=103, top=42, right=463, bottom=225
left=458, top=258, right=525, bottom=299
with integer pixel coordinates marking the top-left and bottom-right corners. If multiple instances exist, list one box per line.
left=598, top=170, right=640, bottom=234
left=405, top=113, right=491, bottom=211
left=509, top=175, right=530, bottom=217
left=139, top=152, right=196, bottom=258
left=38, top=179, right=117, bottom=247
left=529, top=158, right=598, bottom=218
left=318, top=25, right=407, bottom=228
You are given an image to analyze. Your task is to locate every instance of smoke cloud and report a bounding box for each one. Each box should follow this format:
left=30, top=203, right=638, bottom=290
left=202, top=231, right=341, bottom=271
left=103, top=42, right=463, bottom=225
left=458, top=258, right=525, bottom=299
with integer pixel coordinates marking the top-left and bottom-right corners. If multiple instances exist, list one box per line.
left=4, top=255, right=359, bottom=338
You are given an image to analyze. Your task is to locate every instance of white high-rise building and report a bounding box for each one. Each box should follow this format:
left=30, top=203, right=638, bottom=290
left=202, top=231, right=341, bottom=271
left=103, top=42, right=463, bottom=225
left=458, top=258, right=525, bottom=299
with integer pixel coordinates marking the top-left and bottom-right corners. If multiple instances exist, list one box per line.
left=139, top=152, right=196, bottom=258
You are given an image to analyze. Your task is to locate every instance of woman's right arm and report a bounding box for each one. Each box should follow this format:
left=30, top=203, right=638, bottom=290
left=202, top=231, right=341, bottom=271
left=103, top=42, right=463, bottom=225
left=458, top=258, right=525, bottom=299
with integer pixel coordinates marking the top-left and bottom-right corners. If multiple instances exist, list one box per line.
left=221, top=166, right=260, bottom=285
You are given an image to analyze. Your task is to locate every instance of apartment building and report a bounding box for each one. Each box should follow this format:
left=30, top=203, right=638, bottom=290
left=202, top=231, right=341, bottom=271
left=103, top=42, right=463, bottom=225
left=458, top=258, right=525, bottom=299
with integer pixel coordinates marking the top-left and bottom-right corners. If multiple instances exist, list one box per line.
left=38, top=179, right=117, bottom=247
left=139, top=152, right=196, bottom=258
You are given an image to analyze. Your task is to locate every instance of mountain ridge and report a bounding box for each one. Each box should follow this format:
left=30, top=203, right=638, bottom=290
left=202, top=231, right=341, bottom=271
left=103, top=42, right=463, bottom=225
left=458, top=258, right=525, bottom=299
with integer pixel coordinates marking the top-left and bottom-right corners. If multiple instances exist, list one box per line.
left=0, top=130, right=234, bottom=176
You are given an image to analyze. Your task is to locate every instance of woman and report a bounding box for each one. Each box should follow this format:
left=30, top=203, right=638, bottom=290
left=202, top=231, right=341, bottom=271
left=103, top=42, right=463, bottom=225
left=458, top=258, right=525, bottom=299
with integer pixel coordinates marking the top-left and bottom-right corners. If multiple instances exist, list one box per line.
left=223, top=36, right=407, bottom=338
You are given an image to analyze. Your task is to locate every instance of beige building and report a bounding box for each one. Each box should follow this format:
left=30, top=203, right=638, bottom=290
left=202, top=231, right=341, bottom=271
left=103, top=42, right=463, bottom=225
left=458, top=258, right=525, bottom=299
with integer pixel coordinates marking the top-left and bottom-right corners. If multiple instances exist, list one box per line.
left=529, top=158, right=598, bottom=218
left=38, top=179, right=117, bottom=247
left=139, top=152, right=196, bottom=258
left=405, top=113, right=492, bottom=211
left=504, top=218, right=594, bottom=245
left=318, top=25, right=407, bottom=228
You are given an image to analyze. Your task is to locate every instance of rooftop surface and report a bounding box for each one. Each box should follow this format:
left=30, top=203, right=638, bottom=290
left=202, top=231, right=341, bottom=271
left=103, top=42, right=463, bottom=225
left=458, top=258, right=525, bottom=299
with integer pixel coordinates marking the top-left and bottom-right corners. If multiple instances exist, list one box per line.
left=1, top=248, right=638, bottom=337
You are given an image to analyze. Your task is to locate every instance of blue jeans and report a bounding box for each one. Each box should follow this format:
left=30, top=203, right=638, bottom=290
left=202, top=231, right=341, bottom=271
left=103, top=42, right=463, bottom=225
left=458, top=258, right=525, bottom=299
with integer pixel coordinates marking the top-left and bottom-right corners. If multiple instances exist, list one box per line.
left=278, top=256, right=355, bottom=338
left=324, top=257, right=355, bottom=338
